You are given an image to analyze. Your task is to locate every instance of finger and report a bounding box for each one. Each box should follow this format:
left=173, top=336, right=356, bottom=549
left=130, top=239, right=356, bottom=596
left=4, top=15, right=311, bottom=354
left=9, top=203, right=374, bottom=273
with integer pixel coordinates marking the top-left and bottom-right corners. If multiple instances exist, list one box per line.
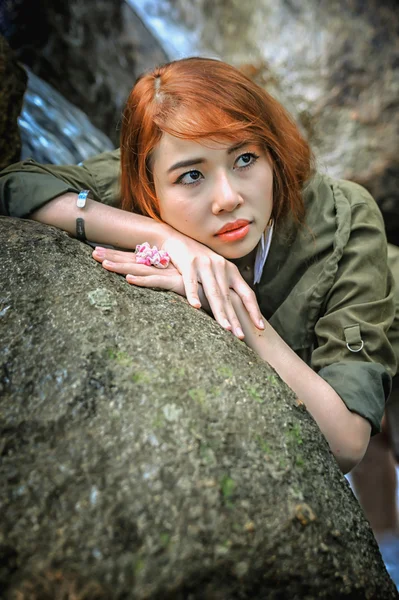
left=180, top=266, right=202, bottom=309
left=125, top=274, right=178, bottom=291
left=101, top=261, right=155, bottom=276
left=92, top=247, right=136, bottom=263
left=231, top=277, right=265, bottom=330
left=197, top=265, right=234, bottom=332
left=212, top=270, right=245, bottom=338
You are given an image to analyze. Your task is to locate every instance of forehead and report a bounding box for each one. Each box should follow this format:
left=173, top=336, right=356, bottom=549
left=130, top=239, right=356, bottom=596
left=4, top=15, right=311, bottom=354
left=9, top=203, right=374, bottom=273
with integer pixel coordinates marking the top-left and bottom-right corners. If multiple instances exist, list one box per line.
left=155, top=133, right=230, bottom=157
left=152, top=133, right=249, bottom=169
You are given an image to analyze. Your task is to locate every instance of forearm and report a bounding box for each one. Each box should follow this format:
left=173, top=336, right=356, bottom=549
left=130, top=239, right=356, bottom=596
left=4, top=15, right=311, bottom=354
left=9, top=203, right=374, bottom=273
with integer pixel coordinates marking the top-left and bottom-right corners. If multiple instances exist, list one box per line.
left=230, top=295, right=371, bottom=473
left=30, top=193, right=173, bottom=249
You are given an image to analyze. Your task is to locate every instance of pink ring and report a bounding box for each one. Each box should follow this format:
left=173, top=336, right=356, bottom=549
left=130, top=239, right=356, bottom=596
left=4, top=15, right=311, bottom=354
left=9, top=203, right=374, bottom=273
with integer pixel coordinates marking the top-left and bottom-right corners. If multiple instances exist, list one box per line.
left=135, top=242, right=170, bottom=269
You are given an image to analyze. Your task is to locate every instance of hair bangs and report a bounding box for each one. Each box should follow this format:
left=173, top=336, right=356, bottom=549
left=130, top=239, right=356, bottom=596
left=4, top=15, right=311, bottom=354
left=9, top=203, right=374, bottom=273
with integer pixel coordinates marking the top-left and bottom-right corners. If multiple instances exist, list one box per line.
left=153, top=100, right=256, bottom=146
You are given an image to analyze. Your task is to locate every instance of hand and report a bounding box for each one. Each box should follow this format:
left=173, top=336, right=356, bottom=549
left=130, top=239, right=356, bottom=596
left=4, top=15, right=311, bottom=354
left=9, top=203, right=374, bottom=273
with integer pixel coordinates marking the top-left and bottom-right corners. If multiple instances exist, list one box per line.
left=160, top=236, right=265, bottom=338
left=92, top=239, right=264, bottom=339
left=92, top=247, right=185, bottom=294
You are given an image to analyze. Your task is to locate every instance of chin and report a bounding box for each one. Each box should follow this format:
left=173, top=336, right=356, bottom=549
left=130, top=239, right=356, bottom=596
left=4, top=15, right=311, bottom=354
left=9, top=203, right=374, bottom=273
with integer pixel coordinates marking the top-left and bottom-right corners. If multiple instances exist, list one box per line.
left=211, top=238, right=260, bottom=260
left=219, top=248, right=247, bottom=260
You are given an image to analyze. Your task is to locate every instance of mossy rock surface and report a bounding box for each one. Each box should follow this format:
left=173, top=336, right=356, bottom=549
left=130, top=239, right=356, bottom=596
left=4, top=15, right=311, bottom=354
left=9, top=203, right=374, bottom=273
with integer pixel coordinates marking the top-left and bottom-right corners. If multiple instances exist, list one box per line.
left=0, top=218, right=397, bottom=599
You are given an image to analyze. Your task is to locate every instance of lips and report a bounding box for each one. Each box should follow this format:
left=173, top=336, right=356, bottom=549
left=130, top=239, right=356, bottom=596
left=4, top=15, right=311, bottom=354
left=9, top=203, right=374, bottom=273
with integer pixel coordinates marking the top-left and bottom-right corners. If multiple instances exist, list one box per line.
left=215, top=219, right=250, bottom=236
left=215, top=219, right=251, bottom=243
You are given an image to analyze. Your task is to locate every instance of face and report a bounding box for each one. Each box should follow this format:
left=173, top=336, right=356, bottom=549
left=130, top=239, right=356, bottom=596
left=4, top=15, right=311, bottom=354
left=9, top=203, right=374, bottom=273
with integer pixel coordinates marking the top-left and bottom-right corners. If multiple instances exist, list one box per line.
left=152, top=133, right=273, bottom=260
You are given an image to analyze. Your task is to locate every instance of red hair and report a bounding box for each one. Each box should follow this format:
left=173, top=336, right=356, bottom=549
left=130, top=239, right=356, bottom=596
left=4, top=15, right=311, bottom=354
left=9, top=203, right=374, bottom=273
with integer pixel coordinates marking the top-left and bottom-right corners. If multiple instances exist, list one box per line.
left=120, top=57, right=313, bottom=224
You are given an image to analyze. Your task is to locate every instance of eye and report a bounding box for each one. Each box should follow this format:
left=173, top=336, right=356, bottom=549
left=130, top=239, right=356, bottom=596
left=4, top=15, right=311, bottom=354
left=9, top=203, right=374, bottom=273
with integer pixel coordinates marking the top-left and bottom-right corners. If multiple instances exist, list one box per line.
left=175, top=170, right=203, bottom=186
left=235, top=152, right=259, bottom=169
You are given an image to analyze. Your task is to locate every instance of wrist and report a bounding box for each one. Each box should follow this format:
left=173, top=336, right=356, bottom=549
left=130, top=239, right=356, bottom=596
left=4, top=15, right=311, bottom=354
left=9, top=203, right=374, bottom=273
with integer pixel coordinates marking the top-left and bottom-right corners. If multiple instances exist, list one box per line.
left=153, top=221, right=176, bottom=248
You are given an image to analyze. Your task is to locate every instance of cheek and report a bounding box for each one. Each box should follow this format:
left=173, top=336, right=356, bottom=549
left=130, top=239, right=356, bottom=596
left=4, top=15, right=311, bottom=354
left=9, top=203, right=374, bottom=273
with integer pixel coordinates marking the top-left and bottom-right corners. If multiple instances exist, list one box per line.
left=158, top=186, right=202, bottom=221
left=154, top=180, right=179, bottom=223
left=158, top=192, right=197, bottom=231
left=260, top=170, right=273, bottom=205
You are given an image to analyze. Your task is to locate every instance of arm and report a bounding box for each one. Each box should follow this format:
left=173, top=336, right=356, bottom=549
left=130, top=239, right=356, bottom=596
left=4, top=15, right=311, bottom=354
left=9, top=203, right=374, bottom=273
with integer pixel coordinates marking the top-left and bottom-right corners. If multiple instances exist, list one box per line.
left=230, top=294, right=371, bottom=474
left=31, top=192, right=173, bottom=251
left=0, top=150, right=171, bottom=248
left=232, top=181, right=397, bottom=474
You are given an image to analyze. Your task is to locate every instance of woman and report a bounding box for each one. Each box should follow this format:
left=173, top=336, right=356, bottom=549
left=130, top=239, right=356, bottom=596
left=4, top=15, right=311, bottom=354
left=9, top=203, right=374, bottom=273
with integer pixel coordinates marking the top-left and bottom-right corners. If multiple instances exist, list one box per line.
left=1, top=57, right=397, bottom=476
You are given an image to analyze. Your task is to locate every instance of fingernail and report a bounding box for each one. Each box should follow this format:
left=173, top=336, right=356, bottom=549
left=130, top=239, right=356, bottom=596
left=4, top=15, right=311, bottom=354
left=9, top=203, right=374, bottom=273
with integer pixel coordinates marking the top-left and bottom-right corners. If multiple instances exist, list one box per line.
left=103, top=260, right=114, bottom=266
left=192, top=300, right=201, bottom=308
left=222, top=319, right=231, bottom=330
left=235, top=328, right=244, bottom=338
left=94, top=249, right=105, bottom=257
left=259, top=319, right=265, bottom=329
left=95, top=246, right=105, bottom=251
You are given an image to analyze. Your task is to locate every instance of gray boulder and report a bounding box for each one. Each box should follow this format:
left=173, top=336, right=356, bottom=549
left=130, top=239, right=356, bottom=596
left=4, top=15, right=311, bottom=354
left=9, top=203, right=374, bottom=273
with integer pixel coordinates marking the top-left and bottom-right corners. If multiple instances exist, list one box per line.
left=0, top=217, right=397, bottom=599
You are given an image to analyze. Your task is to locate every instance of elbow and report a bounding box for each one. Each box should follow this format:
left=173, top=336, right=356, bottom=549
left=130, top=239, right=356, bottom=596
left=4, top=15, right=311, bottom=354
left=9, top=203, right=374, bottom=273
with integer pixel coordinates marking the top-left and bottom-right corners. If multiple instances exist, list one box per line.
left=332, top=412, right=371, bottom=474
left=333, top=437, right=369, bottom=475
left=334, top=447, right=365, bottom=475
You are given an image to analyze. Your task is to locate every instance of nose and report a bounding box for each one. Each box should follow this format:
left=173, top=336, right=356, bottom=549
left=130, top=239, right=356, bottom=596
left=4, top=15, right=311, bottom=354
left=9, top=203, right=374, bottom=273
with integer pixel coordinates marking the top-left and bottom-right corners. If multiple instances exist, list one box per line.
left=211, top=171, right=243, bottom=214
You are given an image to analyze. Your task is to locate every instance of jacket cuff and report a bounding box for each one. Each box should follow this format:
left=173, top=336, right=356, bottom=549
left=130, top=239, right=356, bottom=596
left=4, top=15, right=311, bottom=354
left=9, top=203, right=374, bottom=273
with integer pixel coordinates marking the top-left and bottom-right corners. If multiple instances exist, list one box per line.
left=317, top=361, right=391, bottom=435
left=1, top=172, right=79, bottom=217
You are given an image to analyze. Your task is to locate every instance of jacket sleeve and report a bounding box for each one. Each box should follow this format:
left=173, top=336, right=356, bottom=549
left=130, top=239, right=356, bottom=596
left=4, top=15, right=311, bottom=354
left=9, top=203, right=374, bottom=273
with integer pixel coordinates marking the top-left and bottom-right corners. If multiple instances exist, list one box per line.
left=312, top=180, right=397, bottom=435
left=0, top=149, right=121, bottom=217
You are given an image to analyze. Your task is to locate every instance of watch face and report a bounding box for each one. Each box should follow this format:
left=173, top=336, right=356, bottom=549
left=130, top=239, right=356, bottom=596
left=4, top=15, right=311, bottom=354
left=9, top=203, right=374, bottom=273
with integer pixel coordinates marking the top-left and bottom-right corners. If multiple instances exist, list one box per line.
left=77, top=190, right=90, bottom=208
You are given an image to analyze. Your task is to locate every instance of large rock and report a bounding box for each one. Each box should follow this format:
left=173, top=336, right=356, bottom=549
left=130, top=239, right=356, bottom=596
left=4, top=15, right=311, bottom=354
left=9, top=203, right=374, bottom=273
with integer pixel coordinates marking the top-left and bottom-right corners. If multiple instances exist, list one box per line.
left=131, top=0, right=399, bottom=244
left=2, top=0, right=168, bottom=144
left=0, top=217, right=397, bottom=599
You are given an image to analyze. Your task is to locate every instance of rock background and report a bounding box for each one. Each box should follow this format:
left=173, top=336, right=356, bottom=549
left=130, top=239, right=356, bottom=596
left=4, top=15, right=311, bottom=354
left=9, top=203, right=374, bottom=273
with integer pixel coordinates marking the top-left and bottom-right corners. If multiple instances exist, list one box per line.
left=1, top=0, right=167, bottom=145
left=130, top=0, right=399, bottom=244
left=0, top=35, right=26, bottom=170
left=0, top=217, right=398, bottom=599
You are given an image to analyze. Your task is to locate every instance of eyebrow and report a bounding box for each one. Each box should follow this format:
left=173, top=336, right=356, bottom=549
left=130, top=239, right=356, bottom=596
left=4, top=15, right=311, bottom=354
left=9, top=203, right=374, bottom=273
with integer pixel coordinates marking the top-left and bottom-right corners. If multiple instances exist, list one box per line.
left=167, top=141, right=249, bottom=174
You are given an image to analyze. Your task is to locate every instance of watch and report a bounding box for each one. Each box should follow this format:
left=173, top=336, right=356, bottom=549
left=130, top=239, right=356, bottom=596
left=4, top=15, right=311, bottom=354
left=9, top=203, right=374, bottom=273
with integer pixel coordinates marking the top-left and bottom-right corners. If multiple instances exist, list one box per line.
left=76, top=189, right=93, bottom=241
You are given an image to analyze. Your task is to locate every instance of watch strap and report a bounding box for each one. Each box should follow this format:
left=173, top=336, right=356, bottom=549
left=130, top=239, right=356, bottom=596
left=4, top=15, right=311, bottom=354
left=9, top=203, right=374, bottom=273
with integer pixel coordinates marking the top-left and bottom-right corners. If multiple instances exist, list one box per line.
left=76, top=217, right=86, bottom=241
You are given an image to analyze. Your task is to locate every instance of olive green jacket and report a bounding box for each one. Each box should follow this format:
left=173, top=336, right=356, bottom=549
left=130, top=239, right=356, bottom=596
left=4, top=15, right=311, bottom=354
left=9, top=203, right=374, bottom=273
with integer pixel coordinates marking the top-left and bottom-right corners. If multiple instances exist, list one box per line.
left=1, top=150, right=397, bottom=434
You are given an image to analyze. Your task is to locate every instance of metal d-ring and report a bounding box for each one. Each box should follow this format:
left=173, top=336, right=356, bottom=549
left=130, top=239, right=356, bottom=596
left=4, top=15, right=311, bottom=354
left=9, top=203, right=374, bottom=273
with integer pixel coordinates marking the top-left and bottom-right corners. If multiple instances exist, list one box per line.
left=346, top=340, right=364, bottom=353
